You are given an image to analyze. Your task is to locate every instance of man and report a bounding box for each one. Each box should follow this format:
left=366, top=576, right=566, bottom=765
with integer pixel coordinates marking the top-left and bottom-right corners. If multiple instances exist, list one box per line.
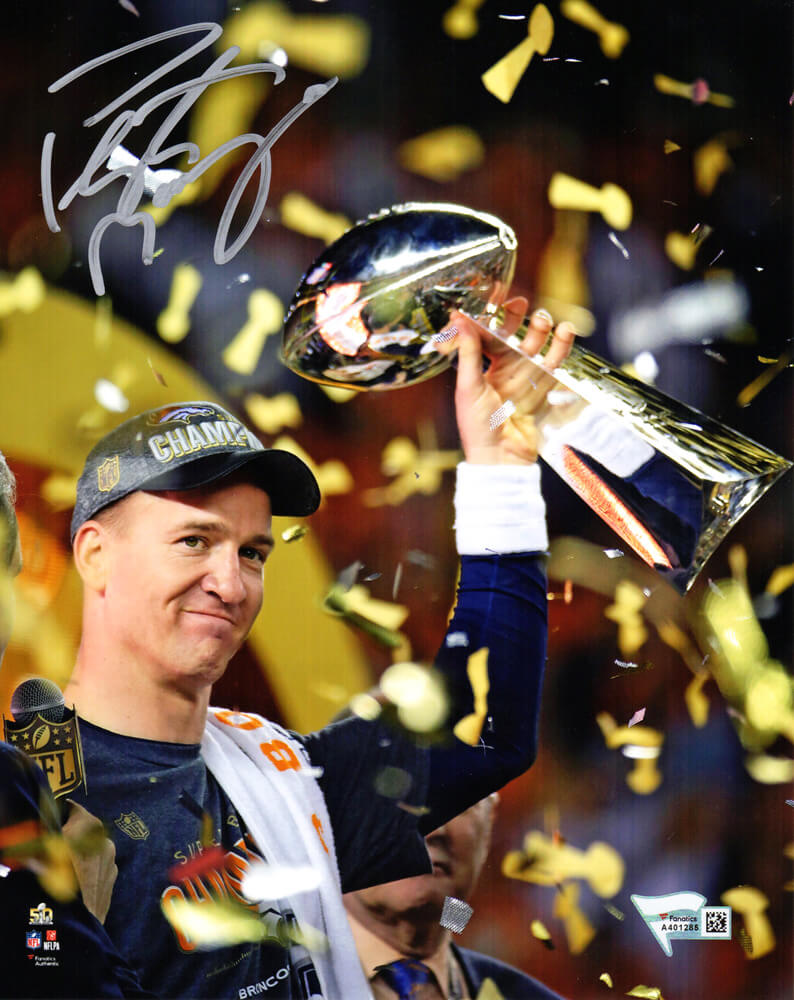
left=345, top=795, right=564, bottom=999
left=0, top=451, right=152, bottom=997
left=64, top=303, right=575, bottom=998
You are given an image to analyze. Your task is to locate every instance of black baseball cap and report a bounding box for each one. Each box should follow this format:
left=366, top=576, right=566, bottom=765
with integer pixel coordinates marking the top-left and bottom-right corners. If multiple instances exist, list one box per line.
left=70, top=402, right=321, bottom=541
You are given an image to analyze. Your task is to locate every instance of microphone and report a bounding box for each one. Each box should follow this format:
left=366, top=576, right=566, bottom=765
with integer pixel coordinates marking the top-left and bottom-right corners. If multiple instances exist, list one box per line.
left=10, top=678, right=65, bottom=726
left=5, top=678, right=86, bottom=801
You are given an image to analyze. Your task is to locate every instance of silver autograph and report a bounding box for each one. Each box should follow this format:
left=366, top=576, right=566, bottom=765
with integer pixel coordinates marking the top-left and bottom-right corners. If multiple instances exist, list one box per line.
left=41, top=22, right=337, bottom=295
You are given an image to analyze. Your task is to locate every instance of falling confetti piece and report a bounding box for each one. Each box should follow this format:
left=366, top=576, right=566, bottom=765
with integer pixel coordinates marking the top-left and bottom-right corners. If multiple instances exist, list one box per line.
left=398, top=126, right=485, bottom=182
left=548, top=173, right=632, bottom=229
left=279, top=192, right=351, bottom=245
left=600, top=972, right=614, bottom=988
left=453, top=647, right=490, bottom=745
left=531, top=919, right=554, bottom=947
left=627, top=708, right=645, bottom=727
left=481, top=3, right=554, bottom=103
left=626, top=987, right=664, bottom=1000
left=721, top=886, right=775, bottom=959
left=349, top=692, right=382, bottom=721
left=0, top=266, right=46, bottom=317
left=162, top=897, right=266, bottom=947
left=694, top=137, right=733, bottom=196
left=442, top=0, right=486, bottom=38
left=603, top=903, right=624, bottom=921
left=736, top=353, right=790, bottom=407
left=373, top=766, right=412, bottom=799
left=553, top=881, right=596, bottom=953
left=440, top=895, right=474, bottom=932
left=663, top=140, right=681, bottom=154
left=745, top=755, right=794, bottom=784
left=380, top=661, right=449, bottom=733
left=281, top=524, right=309, bottom=543
left=654, top=74, right=734, bottom=107
left=604, top=581, right=649, bottom=656
left=244, top=392, right=302, bottom=434
left=273, top=435, right=353, bottom=496
left=363, top=434, right=459, bottom=507
left=765, top=563, right=794, bottom=597
left=156, top=263, right=202, bottom=343
left=503, top=830, right=625, bottom=898
left=560, top=0, right=629, bottom=58
left=397, top=801, right=432, bottom=817
left=665, top=232, right=699, bottom=270
left=684, top=672, right=711, bottom=728
left=222, top=288, right=284, bottom=374
left=118, top=0, right=140, bottom=14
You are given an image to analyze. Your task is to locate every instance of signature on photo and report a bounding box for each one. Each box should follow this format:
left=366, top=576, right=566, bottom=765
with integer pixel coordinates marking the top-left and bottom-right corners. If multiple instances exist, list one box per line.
left=41, top=21, right=337, bottom=295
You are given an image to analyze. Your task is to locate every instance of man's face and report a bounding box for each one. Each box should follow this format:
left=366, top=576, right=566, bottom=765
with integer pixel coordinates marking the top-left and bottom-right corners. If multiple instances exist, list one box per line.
left=350, top=798, right=495, bottom=917
left=95, top=478, right=273, bottom=689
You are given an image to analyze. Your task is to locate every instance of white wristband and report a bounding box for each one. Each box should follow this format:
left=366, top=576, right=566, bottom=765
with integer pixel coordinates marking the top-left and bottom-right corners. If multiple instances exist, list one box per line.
left=454, top=462, right=548, bottom=555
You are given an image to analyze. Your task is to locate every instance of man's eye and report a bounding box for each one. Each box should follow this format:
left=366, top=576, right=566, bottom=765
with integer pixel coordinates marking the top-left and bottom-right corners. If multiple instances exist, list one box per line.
left=181, top=536, right=204, bottom=549
left=241, top=547, right=266, bottom=564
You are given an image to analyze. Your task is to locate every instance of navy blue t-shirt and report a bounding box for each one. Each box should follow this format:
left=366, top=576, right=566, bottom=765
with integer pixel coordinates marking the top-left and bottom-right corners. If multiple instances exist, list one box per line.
left=72, top=553, right=548, bottom=999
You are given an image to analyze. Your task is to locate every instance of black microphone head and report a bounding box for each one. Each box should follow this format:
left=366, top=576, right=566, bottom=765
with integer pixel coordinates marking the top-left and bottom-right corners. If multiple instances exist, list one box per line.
left=10, top=678, right=65, bottom=725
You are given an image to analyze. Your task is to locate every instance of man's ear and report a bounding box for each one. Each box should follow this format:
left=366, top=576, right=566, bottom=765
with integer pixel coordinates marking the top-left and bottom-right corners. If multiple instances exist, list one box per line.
left=73, top=521, right=110, bottom=593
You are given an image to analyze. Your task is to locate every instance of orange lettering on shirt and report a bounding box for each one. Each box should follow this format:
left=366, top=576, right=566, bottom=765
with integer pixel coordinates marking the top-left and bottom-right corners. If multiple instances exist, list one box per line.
left=259, top=740, right=301, bottom=772
left=312, top=813, right=329, bottom=854
left=214, top=709, right=264, bottom=730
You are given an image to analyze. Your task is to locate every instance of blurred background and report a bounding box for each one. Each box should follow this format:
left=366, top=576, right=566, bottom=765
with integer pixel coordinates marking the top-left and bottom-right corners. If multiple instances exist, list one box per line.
left=0, top=1, right=791, bottom=996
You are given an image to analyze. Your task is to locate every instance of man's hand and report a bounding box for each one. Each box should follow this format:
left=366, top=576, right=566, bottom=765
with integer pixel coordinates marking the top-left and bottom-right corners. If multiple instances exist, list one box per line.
left=437, top=298, right=577, bottom=464
left=62, top=800, right=118, bottom=924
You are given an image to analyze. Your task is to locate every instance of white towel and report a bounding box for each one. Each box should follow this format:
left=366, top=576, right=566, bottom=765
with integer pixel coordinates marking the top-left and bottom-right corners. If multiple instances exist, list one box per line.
left=202, top=708, right=372, bottom=999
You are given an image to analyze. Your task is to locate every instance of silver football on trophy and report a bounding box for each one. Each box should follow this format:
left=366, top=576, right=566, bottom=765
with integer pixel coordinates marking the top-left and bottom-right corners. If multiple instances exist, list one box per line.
left=281, top=202, right=516, bottom=389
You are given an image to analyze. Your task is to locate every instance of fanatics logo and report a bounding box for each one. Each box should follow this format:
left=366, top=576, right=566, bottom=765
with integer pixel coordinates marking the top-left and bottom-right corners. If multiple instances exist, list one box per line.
left=26, top=931, right=42, bottom=949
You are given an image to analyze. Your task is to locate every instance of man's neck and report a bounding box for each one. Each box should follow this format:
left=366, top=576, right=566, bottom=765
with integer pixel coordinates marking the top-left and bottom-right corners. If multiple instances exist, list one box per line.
left=66, top=642, right=210, bottom=744
left=346, top=902, right=451, bottom=983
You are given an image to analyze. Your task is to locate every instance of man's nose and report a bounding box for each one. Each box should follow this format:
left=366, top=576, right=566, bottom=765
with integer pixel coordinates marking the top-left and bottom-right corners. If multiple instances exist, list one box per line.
left=203, top=549, right=247, bottom=604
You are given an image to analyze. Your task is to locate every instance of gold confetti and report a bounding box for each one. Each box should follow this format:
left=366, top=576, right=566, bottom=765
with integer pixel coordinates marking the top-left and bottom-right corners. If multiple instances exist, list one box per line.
left=162, top=897, right=266, bottom=948
left=481, top=4, right=554, bottom=104
left=560, top=0, right=629, bottom=58
left=684, top=672, right=711, bottom=728
left=349, top=692, right=382, bottom=721
left=599, top=972, right=614, bottom=988
left=604, top=581, right=648, bottom=655
left=363, top=432, right=459, bottom=507
left=474, top=979, right=506, bottom=1000
left=453, top=647, right=490, bottom=745
left=94, top=294, right=113, bottom=349
left=272, top=435, right=353, bottom=497
left=530, top=919, right=554, bottom=946
left=654, top=74, right=734, bottom=108
left=664, top=231, right=698, bottom=270
left=603, top=903, right=624, bottom=921
left=244, top=392, right=302, bottom=435
left=40, top=473, right=78, bottom=511
left=398, top=126, right=485, bottom=182
left=625, top=755, right=662, bottom=795
left=442, top=0, right=486, bottom=39
left=626, top=987, right=664, bottom=1000
left=224, top=0, right=370, bottom=79
left=744, top=754, right=794, bottom=784
left=553, top=882, right=596, bottom=953
left=319, top=385, right=357, bottom=404
left=503, top=830, right=625, bottom=898
left=548, top=173, right=632, bottom=230
left=222, top=288, right=284, bottom=375
left=0, top=266, right=46, bottom=316
left=721, top=886, right=775, bottom=959
left=766, top=563, right=794, bottom=597
left=147, top=357, right=168, bottom=386
left=156, top=263, right=202, bottom=343
left=736, top=353, right=790, bottom=407
left=281, top=525, right=309, bottom=543
left=694, top=137, right=733, bottom=196
left=663, top=140, right=681, bottom=154
left=279, top=192, right=351, bottom=245
left=380, top=661, right=448, bottom=733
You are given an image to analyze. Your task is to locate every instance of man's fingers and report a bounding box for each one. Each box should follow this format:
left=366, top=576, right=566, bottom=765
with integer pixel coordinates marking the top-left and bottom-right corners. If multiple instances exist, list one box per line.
left=518, top=309, right=554, bottom=357
left=542, top=320, right=577, bottom=370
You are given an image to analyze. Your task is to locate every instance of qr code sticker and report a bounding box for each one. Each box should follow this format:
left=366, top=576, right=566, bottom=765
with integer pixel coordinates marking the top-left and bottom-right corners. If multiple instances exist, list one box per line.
left=702, top=906, right=731, bottom=938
